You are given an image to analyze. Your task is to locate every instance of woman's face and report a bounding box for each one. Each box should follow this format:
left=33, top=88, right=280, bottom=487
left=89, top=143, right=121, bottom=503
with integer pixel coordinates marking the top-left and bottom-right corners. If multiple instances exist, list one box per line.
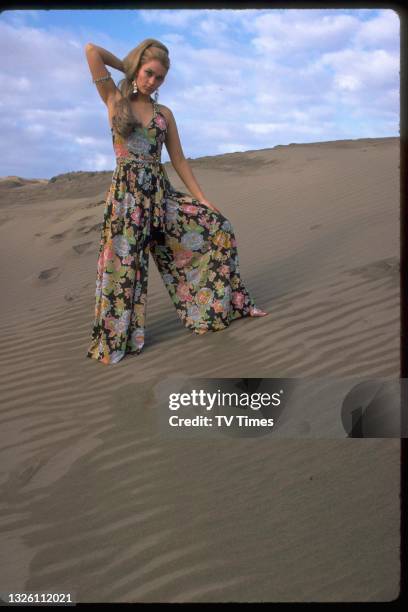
left=136, top=60, right=167, bottom=95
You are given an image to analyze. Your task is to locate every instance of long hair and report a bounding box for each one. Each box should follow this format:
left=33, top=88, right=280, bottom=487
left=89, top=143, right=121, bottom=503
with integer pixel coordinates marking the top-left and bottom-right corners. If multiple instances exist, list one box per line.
left=112, top=39, right=170, bottom=139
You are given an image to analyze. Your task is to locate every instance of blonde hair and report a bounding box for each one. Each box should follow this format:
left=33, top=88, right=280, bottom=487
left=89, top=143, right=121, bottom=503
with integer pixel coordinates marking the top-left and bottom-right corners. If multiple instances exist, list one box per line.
left=112, top=39, right=170, bottom=139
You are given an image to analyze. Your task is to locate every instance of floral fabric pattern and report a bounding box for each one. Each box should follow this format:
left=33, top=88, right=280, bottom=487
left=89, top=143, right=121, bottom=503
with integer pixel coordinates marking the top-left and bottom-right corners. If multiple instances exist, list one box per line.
left=87, top=100, right=258, bottom=365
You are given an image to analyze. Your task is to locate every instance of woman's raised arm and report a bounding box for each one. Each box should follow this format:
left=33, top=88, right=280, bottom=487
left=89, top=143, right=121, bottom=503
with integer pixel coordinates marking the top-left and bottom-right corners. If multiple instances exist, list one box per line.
left=85, top=43, right=124, bottom=72
left=85, top=43, right=123, bottom=105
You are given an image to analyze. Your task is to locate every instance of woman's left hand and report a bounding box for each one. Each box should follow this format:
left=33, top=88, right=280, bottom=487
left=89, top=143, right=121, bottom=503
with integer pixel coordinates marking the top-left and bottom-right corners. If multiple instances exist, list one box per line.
left=198, top=197, right=221, bottom=214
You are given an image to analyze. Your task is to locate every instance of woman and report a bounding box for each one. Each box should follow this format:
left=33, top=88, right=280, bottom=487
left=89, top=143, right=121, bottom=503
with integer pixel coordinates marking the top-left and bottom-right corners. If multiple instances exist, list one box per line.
left=85, top=38, right=268, bottom=365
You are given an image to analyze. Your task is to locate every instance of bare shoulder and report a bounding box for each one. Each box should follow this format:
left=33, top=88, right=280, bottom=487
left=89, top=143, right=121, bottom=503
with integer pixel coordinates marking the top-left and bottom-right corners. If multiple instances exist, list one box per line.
left=157, top=103, right=185, bottom=165
left=157, top=104, right=173, bottom=123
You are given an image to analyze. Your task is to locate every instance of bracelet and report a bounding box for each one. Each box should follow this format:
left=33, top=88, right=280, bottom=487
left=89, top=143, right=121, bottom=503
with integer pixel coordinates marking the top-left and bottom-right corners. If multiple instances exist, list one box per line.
left=93, top=71, right=111, bottom=83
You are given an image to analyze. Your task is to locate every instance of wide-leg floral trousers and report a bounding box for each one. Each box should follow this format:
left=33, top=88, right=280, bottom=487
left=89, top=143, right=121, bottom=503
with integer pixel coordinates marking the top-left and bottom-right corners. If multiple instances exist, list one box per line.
left=86, top=159, right=257, bottom=364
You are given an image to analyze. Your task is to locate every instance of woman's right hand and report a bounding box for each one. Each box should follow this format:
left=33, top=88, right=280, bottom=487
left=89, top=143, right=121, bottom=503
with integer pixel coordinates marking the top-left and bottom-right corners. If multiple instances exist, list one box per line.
left=199, top=197, right=220, bottom=214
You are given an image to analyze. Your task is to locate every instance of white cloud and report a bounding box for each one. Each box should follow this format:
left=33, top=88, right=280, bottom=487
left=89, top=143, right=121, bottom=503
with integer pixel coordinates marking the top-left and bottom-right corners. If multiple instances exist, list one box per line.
left=317, top=48, right=399, bottom=90
left=249, top=9, right=361, bottom=56
left=335, top=74, right=361, bottom=92
left=138, top=9, right=201, bottom=28
left=161, top=33, right=185, bottom=46
left=2, top=10, right=41, bottom=27
left=354, top=9, right=399, bottom=49
left=220, top=143, right=249, bottom=153
left=86, top=153, right=113, bottom=171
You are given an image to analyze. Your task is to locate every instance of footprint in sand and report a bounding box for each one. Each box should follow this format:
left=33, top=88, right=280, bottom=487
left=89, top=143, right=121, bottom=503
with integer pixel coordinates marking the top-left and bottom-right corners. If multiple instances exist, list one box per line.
left=347, top=257, right=400, bottom=280
left=86, top=199, right=105, bottom=209
left=72, top=241, right=94, bottom=254
left=64, top=290, right=80, bottom=301
left=78, top=222, right=103, bottom=235
left=50, top=229, right=70, bottom=241
left=77, top=221, right=103, bottom=234
left=38, top=267, right=61, bottom=281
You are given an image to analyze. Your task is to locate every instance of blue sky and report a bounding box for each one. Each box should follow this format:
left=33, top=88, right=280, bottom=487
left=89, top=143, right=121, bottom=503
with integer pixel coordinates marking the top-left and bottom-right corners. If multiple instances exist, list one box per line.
left=0, top=8, right=399, bottom=180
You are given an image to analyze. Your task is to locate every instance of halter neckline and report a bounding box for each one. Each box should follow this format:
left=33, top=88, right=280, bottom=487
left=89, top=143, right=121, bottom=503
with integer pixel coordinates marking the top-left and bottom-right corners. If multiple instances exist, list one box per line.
left=110, top=100, right=159, bottom=133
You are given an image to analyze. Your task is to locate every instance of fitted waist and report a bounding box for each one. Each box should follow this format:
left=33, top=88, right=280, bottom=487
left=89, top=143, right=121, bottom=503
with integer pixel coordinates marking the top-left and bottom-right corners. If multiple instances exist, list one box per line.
left=115, top=154, right=162, bottom=166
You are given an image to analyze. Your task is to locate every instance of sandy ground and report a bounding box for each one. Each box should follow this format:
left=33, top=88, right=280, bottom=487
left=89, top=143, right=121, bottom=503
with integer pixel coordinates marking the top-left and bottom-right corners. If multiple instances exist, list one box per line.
left=0, top=136, right=400, bottom=603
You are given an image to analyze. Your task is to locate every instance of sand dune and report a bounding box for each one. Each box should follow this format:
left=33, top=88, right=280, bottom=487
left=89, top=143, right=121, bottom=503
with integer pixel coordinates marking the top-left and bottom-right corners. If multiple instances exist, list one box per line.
left=0, top=137, right=400, bottom=602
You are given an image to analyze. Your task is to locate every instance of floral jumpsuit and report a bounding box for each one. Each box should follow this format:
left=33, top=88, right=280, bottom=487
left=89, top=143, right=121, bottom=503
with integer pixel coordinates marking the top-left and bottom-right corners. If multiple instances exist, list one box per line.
left=86, top=99, right=260, bottom=364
